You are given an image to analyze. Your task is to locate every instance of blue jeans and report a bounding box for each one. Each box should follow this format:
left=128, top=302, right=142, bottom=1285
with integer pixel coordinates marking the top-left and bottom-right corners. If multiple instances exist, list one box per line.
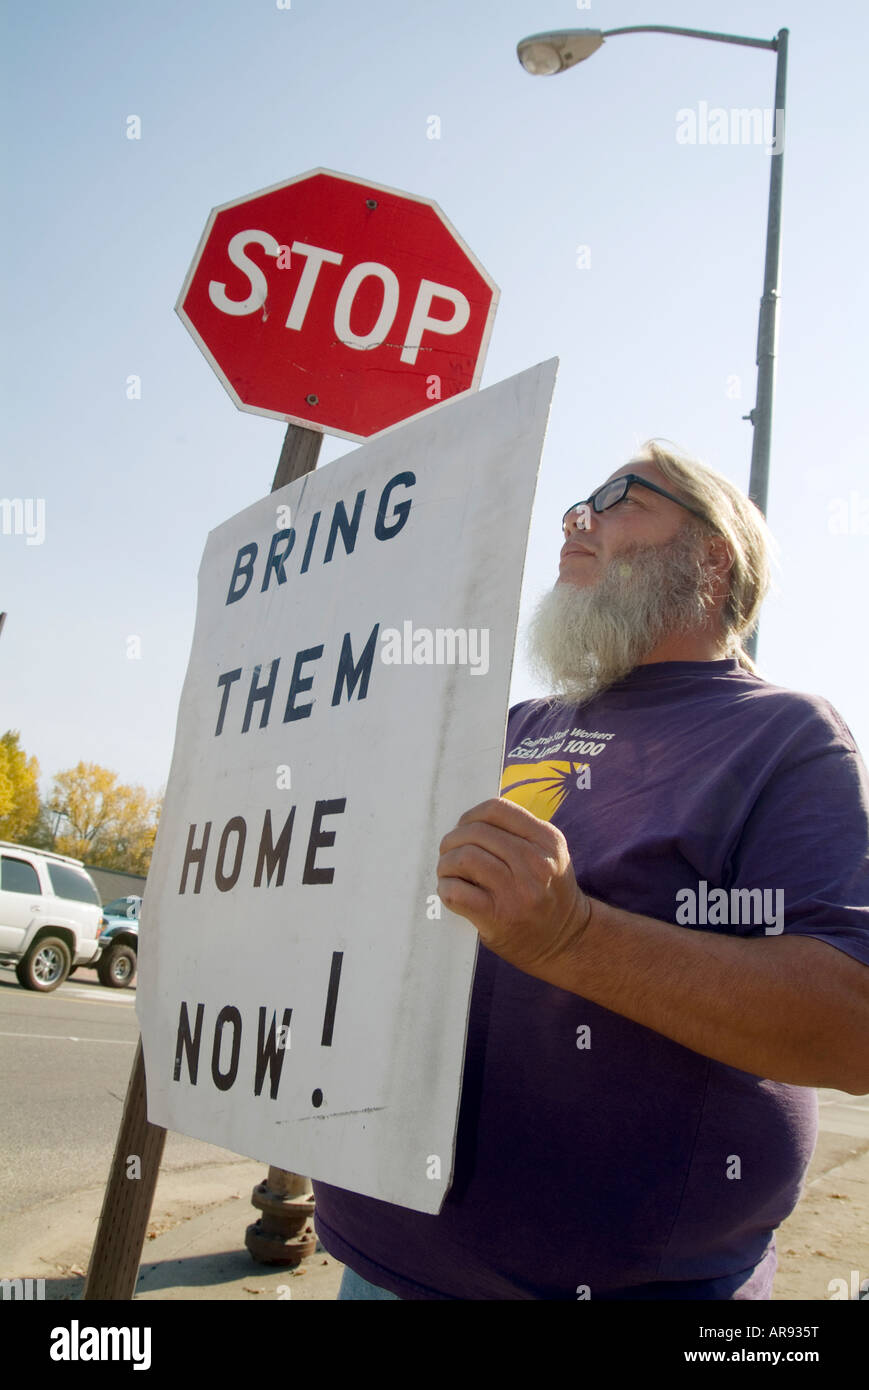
left=338, top=1267, right=401, bottom=1301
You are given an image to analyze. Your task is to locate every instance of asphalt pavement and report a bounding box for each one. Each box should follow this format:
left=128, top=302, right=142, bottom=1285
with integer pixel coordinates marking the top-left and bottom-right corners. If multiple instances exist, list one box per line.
left=0, top=966, right=247, bottom=1216
left=1, top=965, right=867, bottom=1301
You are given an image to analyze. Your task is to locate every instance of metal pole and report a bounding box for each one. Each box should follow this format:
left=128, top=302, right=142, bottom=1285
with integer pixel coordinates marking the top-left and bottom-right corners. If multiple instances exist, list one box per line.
left=595, top=24, right=788, bottom=662
left=525, top=24, right=787, bottom=661
left=744, top=28, right=788, bottom=662
left=602, top=24, right=776, bottom=52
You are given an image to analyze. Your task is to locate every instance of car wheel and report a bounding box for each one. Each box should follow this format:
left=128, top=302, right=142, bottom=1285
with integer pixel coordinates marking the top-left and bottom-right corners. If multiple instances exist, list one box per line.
left=16, top=937, right=72, bottom=992
left=97, top=944, right=137, bottom=988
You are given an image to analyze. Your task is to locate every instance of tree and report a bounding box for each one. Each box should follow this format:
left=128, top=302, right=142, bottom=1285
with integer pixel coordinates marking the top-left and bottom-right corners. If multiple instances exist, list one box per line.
left=46, top=762, right=161, bottom=874
left=20, top=802, right=59, bottom=851
left=0, top=731, right=40, bottom=842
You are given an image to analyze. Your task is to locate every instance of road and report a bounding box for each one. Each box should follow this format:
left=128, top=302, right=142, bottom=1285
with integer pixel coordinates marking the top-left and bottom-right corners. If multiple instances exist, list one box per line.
left=1, top=963, right=866, bottom=1300
left=0, top=965, right=248, bottom=1221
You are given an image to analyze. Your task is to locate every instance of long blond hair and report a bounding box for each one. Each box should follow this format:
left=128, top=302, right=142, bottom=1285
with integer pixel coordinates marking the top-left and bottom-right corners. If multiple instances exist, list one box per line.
left=630, top=439, right=776, bottom=675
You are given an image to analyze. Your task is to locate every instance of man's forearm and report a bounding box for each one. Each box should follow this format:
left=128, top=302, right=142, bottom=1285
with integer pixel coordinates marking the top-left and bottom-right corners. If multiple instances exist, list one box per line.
left=530, top=895, right=869, bottom=1093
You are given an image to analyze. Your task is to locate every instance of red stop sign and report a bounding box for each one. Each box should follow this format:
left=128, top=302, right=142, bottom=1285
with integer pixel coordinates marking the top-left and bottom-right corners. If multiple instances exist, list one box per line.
left=176, top=168, right=499, bottom=441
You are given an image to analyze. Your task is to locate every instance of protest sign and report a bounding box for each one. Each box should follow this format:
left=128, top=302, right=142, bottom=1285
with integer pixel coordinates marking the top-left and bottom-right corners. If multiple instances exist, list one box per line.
left=138, top=357, right=557, bottom=1213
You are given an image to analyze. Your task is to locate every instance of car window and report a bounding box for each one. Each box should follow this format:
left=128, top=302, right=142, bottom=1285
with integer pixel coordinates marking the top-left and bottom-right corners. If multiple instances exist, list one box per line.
left=46, top=862, right=101, bottom=907
left=1, top=855, right=41, bottom=895
left=104, top=897, right=140, bottom=917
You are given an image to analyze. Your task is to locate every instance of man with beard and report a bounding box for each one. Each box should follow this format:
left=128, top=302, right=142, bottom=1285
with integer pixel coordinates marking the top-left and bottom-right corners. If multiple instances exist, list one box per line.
left=313, top=441, right=869, bottom=1300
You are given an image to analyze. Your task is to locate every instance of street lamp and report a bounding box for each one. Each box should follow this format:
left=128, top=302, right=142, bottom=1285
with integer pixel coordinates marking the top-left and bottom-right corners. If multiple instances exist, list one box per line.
left=518, top=25, right=789, bottom=662
left=517, top=30, right=605, bottom=73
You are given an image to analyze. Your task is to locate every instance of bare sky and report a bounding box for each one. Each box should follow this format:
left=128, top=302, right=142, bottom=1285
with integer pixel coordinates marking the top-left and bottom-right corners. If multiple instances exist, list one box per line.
left=3, top=0, right=867, bottom=799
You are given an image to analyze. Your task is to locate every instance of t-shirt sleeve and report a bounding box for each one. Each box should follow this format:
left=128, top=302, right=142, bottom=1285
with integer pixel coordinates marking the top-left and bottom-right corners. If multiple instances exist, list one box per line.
left=725, top=697, right=869, bottom=967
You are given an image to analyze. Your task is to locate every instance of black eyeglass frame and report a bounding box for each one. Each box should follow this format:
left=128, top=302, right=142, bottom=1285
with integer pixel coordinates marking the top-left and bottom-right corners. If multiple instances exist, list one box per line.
left=562, top=474, right=709, bottom=535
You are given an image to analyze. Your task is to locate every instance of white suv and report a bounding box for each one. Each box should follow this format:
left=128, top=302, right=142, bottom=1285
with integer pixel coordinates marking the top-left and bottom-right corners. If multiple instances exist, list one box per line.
left=0, top=842, right=104, bottom=991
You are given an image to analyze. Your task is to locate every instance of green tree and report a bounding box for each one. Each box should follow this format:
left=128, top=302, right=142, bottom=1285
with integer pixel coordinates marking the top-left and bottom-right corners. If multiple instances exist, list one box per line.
left=0, top=731, right=41, bottom=842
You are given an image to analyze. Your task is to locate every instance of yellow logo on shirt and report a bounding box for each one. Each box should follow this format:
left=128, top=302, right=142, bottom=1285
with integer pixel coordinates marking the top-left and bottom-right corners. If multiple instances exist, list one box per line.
left=500, top=761, right=588, bottom=822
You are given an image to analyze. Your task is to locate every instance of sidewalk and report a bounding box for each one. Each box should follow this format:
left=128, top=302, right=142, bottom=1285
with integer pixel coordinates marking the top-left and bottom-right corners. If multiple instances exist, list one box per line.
left=0, top=1159, right=343, bottom=1302
left=3, top=1090, right=867, bottom=1301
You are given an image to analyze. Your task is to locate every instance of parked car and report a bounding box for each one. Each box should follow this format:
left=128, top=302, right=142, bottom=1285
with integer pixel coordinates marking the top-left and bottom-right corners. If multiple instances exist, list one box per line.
left=96, top=895, right=141, bottom=988
left=0, top=841, right=104, bottom=991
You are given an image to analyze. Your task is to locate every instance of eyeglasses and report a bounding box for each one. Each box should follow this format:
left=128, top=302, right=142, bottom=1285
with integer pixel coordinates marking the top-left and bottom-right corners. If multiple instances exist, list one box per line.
left=562, top=474, right=709, bottom=537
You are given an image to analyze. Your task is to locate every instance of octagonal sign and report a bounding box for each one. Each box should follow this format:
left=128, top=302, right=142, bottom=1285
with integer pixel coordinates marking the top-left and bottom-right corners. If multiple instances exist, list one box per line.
left=176, top=168, right=499, bottom=442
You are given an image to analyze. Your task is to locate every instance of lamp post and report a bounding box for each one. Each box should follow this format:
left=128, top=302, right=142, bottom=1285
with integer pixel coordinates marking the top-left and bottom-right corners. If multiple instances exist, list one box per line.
left=517, top=25, right=789, bottom=661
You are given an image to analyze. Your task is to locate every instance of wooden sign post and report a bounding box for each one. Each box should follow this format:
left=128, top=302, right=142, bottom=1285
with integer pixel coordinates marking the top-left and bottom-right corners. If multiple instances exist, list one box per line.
left=84, top=425, right=322, bottom=1300
left=85, top=166, right=501, bottom=1298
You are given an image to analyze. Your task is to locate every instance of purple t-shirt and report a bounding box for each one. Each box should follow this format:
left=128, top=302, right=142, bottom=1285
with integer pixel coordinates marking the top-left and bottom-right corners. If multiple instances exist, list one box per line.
left=313, top=659, right=869, bottom=1299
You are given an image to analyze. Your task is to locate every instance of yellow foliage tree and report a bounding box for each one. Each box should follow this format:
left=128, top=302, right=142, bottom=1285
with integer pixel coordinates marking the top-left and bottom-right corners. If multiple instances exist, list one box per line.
left=47, top=762, right=161, bottom=874
left=0, top=731, right=41, bottom=842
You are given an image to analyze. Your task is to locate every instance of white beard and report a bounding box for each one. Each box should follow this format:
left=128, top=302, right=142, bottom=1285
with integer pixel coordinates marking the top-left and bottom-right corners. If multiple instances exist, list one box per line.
left=526, top=525, right=717, bottom=708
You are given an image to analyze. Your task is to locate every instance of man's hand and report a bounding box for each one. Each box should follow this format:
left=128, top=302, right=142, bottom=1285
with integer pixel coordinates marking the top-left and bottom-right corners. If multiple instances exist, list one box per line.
left=436, top=796, right=592, bottom=978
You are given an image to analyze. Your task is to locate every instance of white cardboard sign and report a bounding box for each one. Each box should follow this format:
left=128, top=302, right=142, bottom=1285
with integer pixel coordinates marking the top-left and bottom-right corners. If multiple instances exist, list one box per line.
left=137, top=357, right=558, bottom=1213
